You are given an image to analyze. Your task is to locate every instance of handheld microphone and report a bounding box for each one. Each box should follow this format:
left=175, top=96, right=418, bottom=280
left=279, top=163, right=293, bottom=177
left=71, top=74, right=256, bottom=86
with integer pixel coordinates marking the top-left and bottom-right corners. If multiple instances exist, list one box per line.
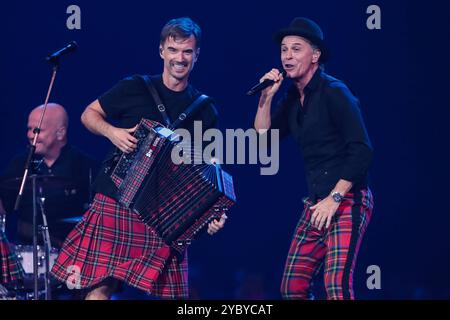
left=246, top=69, right=286, bottom=96
left=46, top=41, right=78, bottom=63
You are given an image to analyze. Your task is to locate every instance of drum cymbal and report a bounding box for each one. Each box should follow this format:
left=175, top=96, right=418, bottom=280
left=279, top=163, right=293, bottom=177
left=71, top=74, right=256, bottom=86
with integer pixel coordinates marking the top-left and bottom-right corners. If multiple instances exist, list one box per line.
left=0, top=175, right=76, bottom=191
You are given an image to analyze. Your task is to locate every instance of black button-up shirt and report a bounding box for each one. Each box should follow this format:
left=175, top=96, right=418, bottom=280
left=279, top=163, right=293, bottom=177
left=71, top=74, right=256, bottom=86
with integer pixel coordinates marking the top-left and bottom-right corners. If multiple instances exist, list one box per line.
left=271, top=68, right=373, bottom=200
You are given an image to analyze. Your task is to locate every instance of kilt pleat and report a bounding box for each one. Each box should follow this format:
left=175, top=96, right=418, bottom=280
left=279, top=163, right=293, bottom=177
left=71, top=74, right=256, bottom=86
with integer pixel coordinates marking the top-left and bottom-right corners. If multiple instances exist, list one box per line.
left=1, top=231, right=24, bottom=285
left=51, top=193, right=188, bottom=298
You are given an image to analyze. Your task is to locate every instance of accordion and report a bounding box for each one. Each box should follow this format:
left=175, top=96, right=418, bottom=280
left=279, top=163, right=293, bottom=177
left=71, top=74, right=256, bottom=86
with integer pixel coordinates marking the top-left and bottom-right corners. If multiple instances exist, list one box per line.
left=111, top=119, right=236, bottom=253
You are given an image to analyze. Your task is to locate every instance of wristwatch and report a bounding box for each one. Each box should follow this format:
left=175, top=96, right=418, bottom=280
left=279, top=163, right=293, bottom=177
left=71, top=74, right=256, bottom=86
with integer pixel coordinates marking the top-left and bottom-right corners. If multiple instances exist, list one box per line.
left=331, top=191, right=344, bottom=203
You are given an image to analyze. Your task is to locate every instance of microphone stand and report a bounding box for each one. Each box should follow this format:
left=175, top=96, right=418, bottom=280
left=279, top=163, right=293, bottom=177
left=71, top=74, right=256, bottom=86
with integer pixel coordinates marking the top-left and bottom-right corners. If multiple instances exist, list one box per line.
left=13, top=61, right=59, bottom=300
left=38, top=191, right=52, bottom=300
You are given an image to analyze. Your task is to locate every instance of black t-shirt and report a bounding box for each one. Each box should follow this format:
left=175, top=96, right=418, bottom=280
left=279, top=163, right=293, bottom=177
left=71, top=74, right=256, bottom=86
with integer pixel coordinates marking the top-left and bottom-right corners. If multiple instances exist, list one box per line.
left=0, top=145, right=98, bottom=245
left=94, top=74, right=218, bottom=199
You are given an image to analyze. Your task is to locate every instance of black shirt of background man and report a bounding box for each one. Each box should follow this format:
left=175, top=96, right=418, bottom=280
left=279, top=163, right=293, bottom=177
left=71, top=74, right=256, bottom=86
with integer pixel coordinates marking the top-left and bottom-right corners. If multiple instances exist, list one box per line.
left=271, top=68, right=373, bottom=201
left=94, top=74, right=218, bottom=200
left=0, top=145, right=98, bottom=245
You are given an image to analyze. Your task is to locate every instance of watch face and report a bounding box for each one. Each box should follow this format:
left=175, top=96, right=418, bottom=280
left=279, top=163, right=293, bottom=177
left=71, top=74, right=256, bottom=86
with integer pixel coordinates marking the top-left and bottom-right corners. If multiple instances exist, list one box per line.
left=333, top=193, right=343, bottom=202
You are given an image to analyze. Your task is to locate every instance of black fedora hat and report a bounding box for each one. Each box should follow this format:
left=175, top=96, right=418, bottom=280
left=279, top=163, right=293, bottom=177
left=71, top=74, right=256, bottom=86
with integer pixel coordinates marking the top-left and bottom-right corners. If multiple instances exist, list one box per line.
left=274, top=17, right=329, bottom=62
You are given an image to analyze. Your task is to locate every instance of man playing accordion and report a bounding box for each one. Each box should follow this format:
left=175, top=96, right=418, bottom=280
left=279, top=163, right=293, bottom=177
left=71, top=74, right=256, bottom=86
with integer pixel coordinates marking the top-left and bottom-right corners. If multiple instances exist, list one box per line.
left=51, top=17, right=227, bottom=300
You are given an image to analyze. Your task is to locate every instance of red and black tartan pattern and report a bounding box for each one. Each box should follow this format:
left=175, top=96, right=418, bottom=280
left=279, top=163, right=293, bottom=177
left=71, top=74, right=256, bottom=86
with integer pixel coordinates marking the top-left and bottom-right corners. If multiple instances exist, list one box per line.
left=281, top=189, right=373, bottom=300
left=1, top=231, right=24, bottom=285
left=50, top=193, right=188, bottom=298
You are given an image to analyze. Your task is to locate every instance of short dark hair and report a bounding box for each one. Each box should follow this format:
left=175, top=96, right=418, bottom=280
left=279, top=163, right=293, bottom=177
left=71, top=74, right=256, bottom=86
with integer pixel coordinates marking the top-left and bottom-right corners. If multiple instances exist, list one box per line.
left=160, top=17, right=202, bottom=48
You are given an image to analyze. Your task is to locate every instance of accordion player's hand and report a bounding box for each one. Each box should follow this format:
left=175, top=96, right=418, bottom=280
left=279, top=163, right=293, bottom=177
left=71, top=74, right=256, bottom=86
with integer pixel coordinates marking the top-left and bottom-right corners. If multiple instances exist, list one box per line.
left=107, top=125, right=138, bottom=153
left=207, top=213, right=228, bottom=235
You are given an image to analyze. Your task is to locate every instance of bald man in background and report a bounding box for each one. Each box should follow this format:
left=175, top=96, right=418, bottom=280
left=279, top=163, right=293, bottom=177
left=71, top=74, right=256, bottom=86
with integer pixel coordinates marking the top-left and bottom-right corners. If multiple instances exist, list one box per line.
left=0, top=103, right=98, bottom=247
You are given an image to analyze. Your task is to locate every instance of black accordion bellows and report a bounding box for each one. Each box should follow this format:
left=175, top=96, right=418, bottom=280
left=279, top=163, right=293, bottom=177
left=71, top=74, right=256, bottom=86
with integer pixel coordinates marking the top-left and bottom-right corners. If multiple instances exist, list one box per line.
left=111, top=119, right=236, bottom=253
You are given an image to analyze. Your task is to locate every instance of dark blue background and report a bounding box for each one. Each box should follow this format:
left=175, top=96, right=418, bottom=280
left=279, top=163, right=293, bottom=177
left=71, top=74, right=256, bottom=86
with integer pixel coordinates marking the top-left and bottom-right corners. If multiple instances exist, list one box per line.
left=1, top=1, right=449, bottom=299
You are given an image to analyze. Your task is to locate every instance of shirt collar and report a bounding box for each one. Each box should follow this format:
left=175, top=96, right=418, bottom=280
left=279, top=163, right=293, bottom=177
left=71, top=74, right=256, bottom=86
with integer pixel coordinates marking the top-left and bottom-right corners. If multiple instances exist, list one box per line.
left=304, top=67, right=322, bottom=93
left=286, top=67, right=323, bottom=99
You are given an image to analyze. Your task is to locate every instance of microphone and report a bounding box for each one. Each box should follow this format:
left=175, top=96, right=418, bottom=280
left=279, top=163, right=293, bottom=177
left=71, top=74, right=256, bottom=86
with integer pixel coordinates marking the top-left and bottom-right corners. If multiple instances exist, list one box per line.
left=46, top=41, right=78, bottom=63
left=246, top=69, right=286, bottom=96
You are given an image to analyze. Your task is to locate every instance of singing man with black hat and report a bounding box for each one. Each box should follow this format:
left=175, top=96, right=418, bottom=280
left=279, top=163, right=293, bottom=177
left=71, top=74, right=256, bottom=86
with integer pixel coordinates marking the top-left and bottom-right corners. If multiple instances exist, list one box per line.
left=254, top=17, right=374, bottom=299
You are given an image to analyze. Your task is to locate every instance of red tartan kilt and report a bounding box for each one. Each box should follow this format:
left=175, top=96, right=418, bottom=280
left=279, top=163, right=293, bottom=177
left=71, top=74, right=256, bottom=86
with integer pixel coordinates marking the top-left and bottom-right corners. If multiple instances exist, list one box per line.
left=50, top=193, right=188, bottom=298
left=1, top=231, right=24, bottom=285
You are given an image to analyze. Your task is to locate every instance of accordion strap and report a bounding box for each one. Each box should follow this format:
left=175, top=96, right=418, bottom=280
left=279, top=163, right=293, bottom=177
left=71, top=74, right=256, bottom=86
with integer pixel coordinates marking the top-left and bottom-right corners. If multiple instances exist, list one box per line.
left=141, top=75, right=172, bottom=127
left=171, top=94, right=210, bottom=129
left=140, top=75, right=212, bottom=130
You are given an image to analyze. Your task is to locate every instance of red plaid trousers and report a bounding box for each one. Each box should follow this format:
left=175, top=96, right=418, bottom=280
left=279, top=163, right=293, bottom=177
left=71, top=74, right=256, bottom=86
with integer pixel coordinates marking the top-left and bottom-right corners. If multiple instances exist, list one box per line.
left=281, top=189, right=373, bottom=300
